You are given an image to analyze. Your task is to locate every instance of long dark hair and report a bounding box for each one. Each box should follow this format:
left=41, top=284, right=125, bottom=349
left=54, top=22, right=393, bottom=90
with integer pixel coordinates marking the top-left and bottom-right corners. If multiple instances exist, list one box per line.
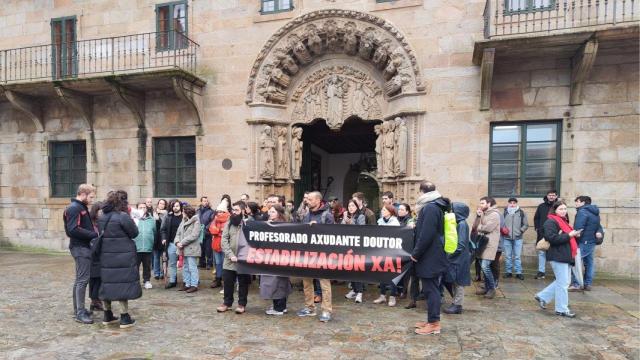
left=269, top=204, right=286, bottom=222
left=220, top=194, right=232, bottom=212
left=168, top=199, right=182, bottom=215
left=550, top=199, right=570, bottom=223
left=346, top=199, right=360, bottom=217
left=89, top=201, right=103, bottom=223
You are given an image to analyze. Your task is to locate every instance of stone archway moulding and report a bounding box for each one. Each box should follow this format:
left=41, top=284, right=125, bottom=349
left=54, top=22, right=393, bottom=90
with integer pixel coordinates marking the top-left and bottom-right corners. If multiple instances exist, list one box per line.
left=246, top=9, right=425, bottom=105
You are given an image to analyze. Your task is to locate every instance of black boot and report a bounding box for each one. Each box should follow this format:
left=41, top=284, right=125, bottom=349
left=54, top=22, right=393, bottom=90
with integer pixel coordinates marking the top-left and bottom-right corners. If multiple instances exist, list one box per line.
left=165, top=282, right=177, bottom=289
left=75, top=309, right=94, bottom=324
left=102, top=310, right=119, bottom=325
left=210, top=278, right=222, bottom=289
left=90, top=300, right=104, bottom=312
left=443, top=304, right=463, bottom=314
left=119, top=313, right=136, bottom=329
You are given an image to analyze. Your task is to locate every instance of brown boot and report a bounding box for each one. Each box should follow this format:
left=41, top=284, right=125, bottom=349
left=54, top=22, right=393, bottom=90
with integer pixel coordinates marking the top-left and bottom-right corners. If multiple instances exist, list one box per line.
left=90, top=300, right=104, bottom=312
left=210, top=278, right=222, bottom=289
left=415, top=321, right=441, bottom=335
left=178, top=284, right=188, bottom=291
left=186, top=287, right=198, bottom=293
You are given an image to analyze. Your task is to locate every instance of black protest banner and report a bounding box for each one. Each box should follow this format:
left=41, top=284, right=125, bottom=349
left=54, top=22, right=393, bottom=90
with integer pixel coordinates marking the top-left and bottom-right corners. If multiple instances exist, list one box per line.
left=236, top=221, right=415, bottom=283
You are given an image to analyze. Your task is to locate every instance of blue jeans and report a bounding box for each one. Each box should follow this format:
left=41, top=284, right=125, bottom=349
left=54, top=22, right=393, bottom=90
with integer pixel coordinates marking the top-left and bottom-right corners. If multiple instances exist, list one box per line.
left=481, top=259, right=495, bottom=290
left=152, top=249, right=163, bottom=277
left=572, top=242, right=596, bottom=287
left=537, top=261, right=570, bottom=313
left=503, top=239, right=523, bottom=274
left=213, top=251, right=224, bottom=279
left=537, top=250, right=546, bottom=273
left=182, top=256, right=199, bottom=287
left=167, top=242, right=178, bottom=283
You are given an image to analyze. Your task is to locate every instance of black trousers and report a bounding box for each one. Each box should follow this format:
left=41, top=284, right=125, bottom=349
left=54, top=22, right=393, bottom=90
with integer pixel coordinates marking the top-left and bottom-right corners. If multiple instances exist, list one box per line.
left=136, top=252, right=152, bottom=282
left=421, top=277, right=441, bottom=323
left=222, top=269, right=251, bottom=307
left=491, top=251, right=502, bottom=285
left=89, top=277, right=101, bottom=300
left=199, top=236, right=213, bottom=267
left=273, top=297, right=287, bottom=312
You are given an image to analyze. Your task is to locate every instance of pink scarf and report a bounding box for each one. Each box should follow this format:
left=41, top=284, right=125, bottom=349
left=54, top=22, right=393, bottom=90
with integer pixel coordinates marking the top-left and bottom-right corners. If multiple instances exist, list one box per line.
left=548, top=214, right=577, bottom=259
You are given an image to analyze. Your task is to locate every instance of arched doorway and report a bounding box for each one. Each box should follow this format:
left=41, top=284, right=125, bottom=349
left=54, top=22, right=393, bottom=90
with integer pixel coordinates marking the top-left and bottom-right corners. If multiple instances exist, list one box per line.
left=245, top=9, right=427, bottom=205
left=294, top=117, right=380, bottom=207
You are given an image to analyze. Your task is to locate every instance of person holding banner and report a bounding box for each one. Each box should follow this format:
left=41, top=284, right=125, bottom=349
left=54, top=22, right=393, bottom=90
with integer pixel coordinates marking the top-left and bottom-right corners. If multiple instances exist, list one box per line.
left=217, top=201, right=252, bottom=314
left=261, top=205, right=294, bottom=315
left=412, top=181, right=450, bottom=336
left=342, top=199, right=366, bottom=303
left=296, top=191, right=335, bottom=322
left=374, top=204, right=401, bottom=307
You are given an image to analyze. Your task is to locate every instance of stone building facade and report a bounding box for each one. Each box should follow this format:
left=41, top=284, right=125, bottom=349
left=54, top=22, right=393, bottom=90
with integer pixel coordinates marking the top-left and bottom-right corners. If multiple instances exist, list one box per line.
left=0, top=0, right=638, bottom=276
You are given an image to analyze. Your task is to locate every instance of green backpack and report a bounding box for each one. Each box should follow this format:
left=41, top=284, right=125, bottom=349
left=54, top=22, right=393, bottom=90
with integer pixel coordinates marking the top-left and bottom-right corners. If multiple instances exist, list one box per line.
left=443, top=211, right=458, bottom=254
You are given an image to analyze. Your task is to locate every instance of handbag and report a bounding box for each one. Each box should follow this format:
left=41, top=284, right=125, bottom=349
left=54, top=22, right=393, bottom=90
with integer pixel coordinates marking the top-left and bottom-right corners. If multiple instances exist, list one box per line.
left=91, top=213, right=114, bottom=258
left=536, top=238, right=551, bottom=251
left=500, top=226, right=510, bottom=236
left=473, top=233, right=489, bottom=256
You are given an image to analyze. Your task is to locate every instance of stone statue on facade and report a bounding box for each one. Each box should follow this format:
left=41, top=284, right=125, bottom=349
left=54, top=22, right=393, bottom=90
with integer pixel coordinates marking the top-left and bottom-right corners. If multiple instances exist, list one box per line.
left=259, top=125, right=275, bottom=178
left=372, top=39, right=391, bottom=70
left=374, top=124, right=383, bottom=177
left=275, top=49, right=299, bottom=75
left=259, top=84, right=286, bottom=104
left=290, top=35, right=312, bottom=65
left=394, top=117, right=408, bottom=176
left=325, top=75, right=345, bottom=129
left=358, top=30, right=376, bottom=60
left=343, top=22, right=359, bottom=56
left=276, top=127, right=290, bottom=179
left=270, top=66, right=290, bottom=88
left=383, top=121, right=396, bottom=177
left=291, top=126, right=303, bottom=180
left=352, top=82, right=372, bottom=120
left=306, top=24, right=323, bottom=55
left=324, top=20, right=340, bottom=52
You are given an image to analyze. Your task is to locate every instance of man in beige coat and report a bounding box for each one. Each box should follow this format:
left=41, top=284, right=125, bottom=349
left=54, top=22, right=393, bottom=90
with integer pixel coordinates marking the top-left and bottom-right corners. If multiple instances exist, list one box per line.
left=474, top=196, right=500, bottom=299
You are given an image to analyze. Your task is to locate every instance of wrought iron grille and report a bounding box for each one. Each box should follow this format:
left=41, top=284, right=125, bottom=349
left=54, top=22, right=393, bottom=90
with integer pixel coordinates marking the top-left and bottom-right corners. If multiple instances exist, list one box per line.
left=0, top=31, right=199, bottom=84
left=484, top=0, right=639, bottom=38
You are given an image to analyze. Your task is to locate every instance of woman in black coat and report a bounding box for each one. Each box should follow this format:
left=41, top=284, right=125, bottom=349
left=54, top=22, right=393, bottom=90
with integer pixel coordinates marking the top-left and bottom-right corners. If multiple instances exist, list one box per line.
left=97, top=190, right=140, bottom=328
left=534, top=200, right=580, bottom=318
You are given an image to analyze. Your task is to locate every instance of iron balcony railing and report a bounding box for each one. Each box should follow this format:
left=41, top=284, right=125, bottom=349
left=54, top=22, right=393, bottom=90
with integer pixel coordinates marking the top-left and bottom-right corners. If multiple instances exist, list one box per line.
left=484, top=0, right=639, bottom=38
left=0, top=31, right=199, bottom=84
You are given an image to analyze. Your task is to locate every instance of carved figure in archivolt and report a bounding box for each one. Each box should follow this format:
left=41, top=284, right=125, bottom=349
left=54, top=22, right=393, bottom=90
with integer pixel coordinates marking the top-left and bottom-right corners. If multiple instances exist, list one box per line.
left=383, top=121, right=396, bottom=177
left=343, top=22, right=358, bottom=56
left=290, top=35, right=312, bottom=65
left=275, top=49, right=299, bottom=75
left=374, top=124, right=383, bottom=178
left=291, top=127, right=303, bottom=180
left=324, top=20, right=340, bottom=52
left=301, top=85, right=322, bottom=121
left=305, top=24, right=323, bottom=55
left=372, top=39, right=391, bottom=70
left=259, top=125, right=276, bottom=178
left=359, top=29, right=376, bottom=60
left=276, top=127, right=290, bottom=179
left=325, top=75, right=346, bottom=129
left=394, top=117, right=408, bottom=176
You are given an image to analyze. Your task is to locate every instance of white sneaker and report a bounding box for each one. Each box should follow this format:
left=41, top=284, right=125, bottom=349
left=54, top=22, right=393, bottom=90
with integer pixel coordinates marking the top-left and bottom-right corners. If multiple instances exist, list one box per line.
left=265, top=309, right=285, bottom=316
left=373, top=295, right=387, bottom=304
left=219, top=289, right=224, bottom=294
left=388, top=296, right=396, bottom=307
left=345, top=290, right=356, bottom=299
left=144, top=281, right=152, bottom=289
left=355, top=293, right=363, bottom=303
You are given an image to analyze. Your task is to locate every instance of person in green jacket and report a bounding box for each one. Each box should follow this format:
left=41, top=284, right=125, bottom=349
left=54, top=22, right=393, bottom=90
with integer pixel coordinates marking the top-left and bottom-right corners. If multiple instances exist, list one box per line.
left=134, top=202, right=157, bottom=290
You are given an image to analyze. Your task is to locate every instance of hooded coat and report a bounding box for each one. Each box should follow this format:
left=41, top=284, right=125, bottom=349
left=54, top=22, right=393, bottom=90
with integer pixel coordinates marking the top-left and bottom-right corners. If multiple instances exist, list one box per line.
left=97, top=206, right=141, bottom=301
left=445, top=202, right=471, bottom=286
left=478, top=206, right=501, bottom=260
left=412, top=193, right=449, bottom=279
left=175, top=215, right=201, bottom=257
left=574, top=204, right=603, bottom=245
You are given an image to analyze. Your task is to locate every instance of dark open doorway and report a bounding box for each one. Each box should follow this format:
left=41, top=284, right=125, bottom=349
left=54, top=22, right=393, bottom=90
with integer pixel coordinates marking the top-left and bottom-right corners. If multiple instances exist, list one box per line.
left=295, top=117, right=381, bottom=213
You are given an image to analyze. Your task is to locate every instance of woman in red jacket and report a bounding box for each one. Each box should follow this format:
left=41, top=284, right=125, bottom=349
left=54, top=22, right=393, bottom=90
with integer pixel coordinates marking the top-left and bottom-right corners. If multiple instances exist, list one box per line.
left=209, top=197, right=230, bottom=289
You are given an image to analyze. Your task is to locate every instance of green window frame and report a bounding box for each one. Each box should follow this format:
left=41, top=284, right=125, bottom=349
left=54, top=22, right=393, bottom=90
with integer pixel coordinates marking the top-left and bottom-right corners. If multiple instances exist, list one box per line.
left=156, top=1, right=188, bottom=51
left=504, top=0, right=556, bottom=14
left=154, top=137, right=196, bottom=198
left=49, top=141, right=87, bottom=198
left=51, top=16, right=78, bottom=79
left=260, top=0, right=293, bottom=14
left=489, top=121, right=562, bottom=197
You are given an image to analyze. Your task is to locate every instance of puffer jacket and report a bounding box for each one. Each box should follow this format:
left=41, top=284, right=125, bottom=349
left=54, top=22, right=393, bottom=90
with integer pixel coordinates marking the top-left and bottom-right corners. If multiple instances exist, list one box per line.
left=209, top=211, right=230, bottom=252
left=134, top=215, right=156, bottom=252
left=574, top=204, right=603, bottom=245
left=478, top=206, right=501, bottom=260
left=175, top=215, right=202, bottom=257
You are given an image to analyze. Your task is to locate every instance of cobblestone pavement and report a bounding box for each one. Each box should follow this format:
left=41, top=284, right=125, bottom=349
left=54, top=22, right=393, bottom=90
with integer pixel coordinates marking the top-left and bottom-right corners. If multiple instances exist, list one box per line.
left=0, top=250, right=638, bottom=360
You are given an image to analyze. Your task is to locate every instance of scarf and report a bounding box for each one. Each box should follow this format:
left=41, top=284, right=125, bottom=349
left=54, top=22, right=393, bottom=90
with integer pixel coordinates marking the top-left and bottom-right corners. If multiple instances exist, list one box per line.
left=415, top=190, right=442, bottom=214
left=548, top=214, right=577, bottom=258
left=507, top=206, right=519, bottom=215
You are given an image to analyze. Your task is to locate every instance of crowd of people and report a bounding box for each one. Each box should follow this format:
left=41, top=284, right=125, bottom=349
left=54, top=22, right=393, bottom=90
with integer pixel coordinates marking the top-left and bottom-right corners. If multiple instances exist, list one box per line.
left=64, top=183, right=603, bottom=334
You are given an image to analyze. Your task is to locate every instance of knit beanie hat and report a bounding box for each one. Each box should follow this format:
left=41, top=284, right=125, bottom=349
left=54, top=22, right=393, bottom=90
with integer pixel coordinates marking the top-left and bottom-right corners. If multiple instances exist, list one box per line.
left=216, top=199, right=229, bottom=212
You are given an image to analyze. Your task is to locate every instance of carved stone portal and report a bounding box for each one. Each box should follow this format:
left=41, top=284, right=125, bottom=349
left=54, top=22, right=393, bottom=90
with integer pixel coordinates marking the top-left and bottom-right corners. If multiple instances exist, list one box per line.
left=246, top=9, right=425, bottom=105
left=291, top=65, right=382, bottom=130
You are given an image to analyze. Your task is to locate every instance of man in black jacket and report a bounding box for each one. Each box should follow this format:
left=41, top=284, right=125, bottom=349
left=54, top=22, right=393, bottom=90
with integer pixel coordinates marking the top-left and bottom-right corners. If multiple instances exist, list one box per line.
left=198, top=196, right=214, bottom=269
left=412, top=181, right=449, bottom=335
left=63, top=184, right=98, bottom=324
left=533, top=190, right=558, bottom=279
